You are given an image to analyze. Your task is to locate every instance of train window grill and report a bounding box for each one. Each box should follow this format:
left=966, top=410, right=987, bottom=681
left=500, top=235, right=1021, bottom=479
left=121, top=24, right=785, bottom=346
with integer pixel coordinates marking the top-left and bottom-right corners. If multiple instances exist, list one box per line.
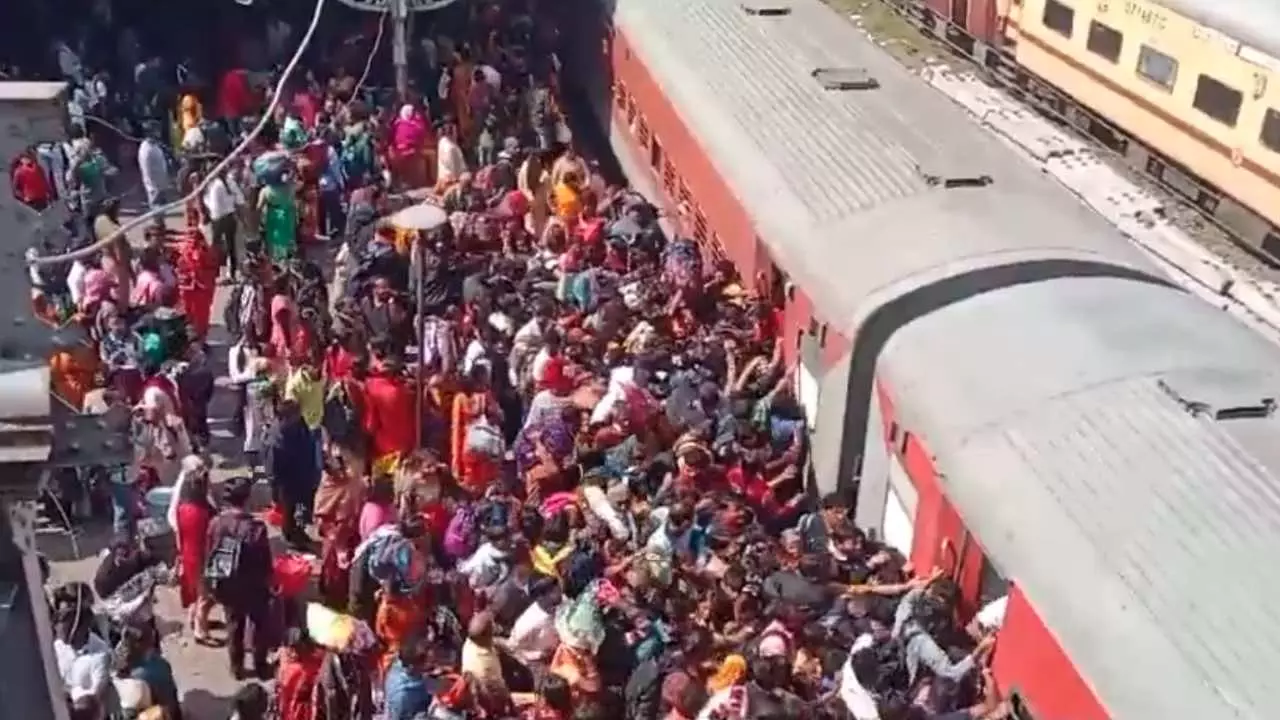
left=636, top=120, right=651, bottom=150
left=1136, top=45, right=1178, bottom=92
left=1041, top=0, right=1074, bottom=38
left=1085, top=21, right=1123, bottom=63
left=650, top=138, right=664, bottom=172
left=694, top=209, right=709, bottom=243
left=1194, top=74, right=1244, bottom=128
left=661, top=159, right=677, bottom=193
left=1264, top=111, right=1280, bottom=152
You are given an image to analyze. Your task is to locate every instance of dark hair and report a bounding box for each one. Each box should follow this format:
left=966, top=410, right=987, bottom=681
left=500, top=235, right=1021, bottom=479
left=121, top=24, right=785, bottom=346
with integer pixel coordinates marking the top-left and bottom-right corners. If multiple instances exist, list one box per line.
left=529, top=574, right=559, bottom=601
left=543, top=512, right=569, bottom=545
left=223, top=476, right=254, bottom=506
left=232, top=683, right=270, bottom=718
left=538, top=673, right=573, bottom=712
left=673, top=683, right=708, bottom=716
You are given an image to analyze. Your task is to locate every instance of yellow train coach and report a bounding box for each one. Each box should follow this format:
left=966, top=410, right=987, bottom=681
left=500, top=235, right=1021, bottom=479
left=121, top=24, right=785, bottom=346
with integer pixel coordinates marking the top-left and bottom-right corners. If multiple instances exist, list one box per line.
left=896, top=0, right=1280, bottom=262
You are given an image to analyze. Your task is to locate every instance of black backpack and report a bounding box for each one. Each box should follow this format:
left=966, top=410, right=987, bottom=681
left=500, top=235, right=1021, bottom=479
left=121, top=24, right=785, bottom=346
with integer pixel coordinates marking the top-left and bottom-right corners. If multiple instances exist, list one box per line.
left=204, top=528, right=245, bottom=591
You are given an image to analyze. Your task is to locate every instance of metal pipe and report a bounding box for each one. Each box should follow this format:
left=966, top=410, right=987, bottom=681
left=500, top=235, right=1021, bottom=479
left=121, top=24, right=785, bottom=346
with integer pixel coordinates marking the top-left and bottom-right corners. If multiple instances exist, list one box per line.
left=414, top=230, right=426, bottom=449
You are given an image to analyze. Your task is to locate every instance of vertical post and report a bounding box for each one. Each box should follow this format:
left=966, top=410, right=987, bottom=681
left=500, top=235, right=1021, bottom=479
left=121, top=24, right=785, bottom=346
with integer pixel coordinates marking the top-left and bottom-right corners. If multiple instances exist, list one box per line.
left=414, top=231, right=426, bottom=450
left=391, top=0, right=410, bottom=101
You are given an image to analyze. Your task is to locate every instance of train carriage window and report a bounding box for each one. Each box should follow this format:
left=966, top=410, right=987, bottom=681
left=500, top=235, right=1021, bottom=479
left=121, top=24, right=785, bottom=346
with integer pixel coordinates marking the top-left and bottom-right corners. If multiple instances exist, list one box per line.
left=1086, top=21, right=1123, bottom=63
left=1193, top=75, right=1244, bottom=127
left=1261, top=109, right=1280, bottom=152
left=1136, top=45, right=1178, bottom=92
left=1041, top=0, right=1074, bottom=38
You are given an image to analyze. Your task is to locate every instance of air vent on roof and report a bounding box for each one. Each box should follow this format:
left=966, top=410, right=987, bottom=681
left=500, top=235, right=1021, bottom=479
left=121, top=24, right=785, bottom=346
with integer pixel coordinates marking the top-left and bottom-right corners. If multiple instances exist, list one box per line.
left=1157, top=372, right=1277, bottom=420
left=920, top=172, right=993, bottom=189
left=741, top=2, right=793, bottom=15
left=812, top=67, right=879, bottom=91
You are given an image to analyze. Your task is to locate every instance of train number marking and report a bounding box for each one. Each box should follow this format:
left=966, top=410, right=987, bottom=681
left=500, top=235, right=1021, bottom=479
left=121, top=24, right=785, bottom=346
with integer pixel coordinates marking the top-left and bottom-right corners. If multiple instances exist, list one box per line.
left=1123, top=0, right=1166, bottom=31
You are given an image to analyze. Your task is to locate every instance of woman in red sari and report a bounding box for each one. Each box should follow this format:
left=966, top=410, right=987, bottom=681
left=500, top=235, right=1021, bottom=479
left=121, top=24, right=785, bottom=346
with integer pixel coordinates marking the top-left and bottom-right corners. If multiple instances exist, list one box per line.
left=292, top=140, right=326, bottom=244
left=173, top=459, right=214, bottom=643
left=173, top=227, right=219, bottom=341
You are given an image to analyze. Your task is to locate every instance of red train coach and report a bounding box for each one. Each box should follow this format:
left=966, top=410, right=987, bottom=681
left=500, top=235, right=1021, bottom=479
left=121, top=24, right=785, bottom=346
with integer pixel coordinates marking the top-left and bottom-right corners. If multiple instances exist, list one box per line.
left=564, top=0, right=1280, bottom=717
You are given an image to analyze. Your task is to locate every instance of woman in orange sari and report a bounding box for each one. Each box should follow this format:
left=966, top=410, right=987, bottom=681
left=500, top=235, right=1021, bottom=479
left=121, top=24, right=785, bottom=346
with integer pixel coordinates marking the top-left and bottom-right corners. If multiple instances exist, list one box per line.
left=49, top=330, right=98, bottom=412
left=450, top=363, right=500, bottom=496
left=374, top=586, right=423, bottom=678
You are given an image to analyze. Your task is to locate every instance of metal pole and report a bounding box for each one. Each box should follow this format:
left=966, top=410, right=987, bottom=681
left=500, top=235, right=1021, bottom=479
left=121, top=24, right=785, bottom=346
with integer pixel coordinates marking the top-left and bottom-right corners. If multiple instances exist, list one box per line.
left=391, top=0, right=410, bottom=101
left=414, top=231, right=426, bottom=450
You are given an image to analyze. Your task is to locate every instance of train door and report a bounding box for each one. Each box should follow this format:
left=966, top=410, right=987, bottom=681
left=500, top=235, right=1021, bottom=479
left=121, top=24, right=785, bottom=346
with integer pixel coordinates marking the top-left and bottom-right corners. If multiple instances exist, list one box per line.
left=882, top=448, right=919, bottom=556
left=951, top=0, right=969, bottom=30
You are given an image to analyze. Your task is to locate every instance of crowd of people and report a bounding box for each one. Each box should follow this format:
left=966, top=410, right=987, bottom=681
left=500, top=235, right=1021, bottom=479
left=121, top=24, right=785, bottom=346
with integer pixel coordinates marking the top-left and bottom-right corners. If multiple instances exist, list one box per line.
left=9, top=1, right=1017, bottom=719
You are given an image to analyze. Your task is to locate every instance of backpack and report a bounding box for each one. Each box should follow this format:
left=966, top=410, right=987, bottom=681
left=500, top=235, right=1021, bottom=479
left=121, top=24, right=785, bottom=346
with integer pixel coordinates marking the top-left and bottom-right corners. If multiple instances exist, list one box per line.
left=443, top=504, right=479, bottom=561
left=465, top=416, right=505, bottom=458
left=323, top=382, right=361, bottom=447
left=204, top=525, right=246, bottom=589
left=222, top=284, right=245, bottom=336
left=341, top=132, right=373, bottom=180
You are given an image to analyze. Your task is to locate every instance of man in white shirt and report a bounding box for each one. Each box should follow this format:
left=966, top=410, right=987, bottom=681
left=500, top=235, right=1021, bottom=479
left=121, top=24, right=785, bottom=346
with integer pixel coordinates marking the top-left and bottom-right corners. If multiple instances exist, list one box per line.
left=437, top=121, right=468, bottom=187
left=499, top=576, right=562, bottom=670
left=136, top=124, right=171, bottom=218
left=202, top=168, right=245, bottom=280
left=54, top=616, right=112, bottom=717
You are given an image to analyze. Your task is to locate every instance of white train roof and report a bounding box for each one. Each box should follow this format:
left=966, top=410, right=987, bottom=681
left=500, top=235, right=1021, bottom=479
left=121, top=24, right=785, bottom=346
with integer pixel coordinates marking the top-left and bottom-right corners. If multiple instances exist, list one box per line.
left=613, top=0, right=1158, bottom=334
left=1153, top=0, right=1280, bottom=62
left=879, top=276, right=1280, bottom=719
left=614, top=0, right=1280, bottom=716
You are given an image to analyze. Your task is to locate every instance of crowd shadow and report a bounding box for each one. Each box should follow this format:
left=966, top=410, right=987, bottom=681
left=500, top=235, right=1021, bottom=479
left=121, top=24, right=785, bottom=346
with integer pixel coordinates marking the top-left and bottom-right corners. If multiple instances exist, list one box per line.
left=181, top=688, right=234, bottom=720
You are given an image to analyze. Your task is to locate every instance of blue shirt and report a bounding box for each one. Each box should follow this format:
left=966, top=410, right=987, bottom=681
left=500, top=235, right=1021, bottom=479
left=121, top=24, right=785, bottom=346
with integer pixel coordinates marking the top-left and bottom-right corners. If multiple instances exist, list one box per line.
left=384, top=659, right=431, bottom=720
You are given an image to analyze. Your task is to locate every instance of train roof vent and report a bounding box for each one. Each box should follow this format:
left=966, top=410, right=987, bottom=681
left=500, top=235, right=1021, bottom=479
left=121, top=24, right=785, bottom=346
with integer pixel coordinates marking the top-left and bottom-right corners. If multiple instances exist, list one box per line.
left=812, top=67, right=879, bottom=91
left=741, top=2, right=793, bottom=16
left=919, top=172, right=993, bottom=189
left=1157, top=371, right=1277, bottom=420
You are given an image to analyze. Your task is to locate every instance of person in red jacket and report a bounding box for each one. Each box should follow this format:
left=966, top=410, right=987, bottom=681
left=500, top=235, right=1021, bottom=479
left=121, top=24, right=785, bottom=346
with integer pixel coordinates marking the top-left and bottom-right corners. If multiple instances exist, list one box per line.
left=10, top=154, right=51, bottom=210
left=362, top=352, right=417, bottom=472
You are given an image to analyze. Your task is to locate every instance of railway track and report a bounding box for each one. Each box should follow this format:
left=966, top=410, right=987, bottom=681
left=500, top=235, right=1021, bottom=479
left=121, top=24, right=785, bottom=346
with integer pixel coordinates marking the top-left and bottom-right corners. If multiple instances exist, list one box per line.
left=830, top=0, right=1280, bottom=285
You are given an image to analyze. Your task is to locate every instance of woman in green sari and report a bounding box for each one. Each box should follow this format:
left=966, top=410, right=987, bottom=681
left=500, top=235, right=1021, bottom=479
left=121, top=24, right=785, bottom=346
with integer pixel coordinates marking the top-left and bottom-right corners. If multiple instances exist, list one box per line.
left=258, top=179, right=298, bottom=262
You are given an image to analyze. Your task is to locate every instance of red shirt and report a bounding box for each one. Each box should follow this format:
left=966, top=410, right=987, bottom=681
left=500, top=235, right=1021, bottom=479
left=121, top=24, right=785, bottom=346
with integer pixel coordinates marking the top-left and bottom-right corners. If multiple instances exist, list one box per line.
left=727, top=465, right=781, bottom=517
left=11, top=160, right=50, bottom=206
left=363, top=372, right=416, bottom=459
left=324, top=345, right=359, bottom=381
left=217, top=69, right=254, bottom=119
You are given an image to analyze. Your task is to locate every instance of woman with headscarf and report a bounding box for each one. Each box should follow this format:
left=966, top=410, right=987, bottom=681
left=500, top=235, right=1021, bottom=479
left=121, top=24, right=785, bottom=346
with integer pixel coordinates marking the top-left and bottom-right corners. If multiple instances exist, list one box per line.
left=451, top=363, right=503, bottom=496
left=166, top=454, right=214, bottom=643
left=132, top=385, right=191, bottom=489
left=389, top=104, right=429, bottom=190
left=313, top=445, right=365, bottom=608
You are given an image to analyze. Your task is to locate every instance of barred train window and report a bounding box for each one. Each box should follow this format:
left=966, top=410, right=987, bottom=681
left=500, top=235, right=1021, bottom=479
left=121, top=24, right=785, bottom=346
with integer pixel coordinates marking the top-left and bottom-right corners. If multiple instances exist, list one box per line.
left=1193, top=75, right=1243, bottom=127
left=1136, top=45, right=1178, bottom=91
left=1086, top=21, right=1123, bottom=63
left=1041, top=0, right=1074, bottom=38
left=1261, top=109, right=1280, bottom=152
